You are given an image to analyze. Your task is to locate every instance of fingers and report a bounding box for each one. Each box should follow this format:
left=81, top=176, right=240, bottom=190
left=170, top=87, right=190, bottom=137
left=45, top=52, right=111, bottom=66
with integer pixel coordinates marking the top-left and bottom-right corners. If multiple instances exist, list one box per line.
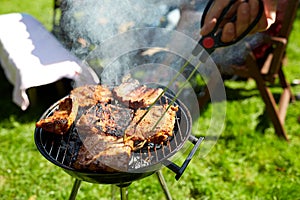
left=249, top=0, right=259, bottom=23
left=200, top=0, right=230, bottom=36
left=248, top=0, right=267, bottom=34
left=236, top=2, right=250, bottom=37
left=200, top=18, right=217, bottom=36
left=200, top=0, right=277, bottom=43
left=204, top=0, right=231, bottom=24
left=221, top=22, right=236, bottom=42
left=200, top=0, right=250, bottom=41
left=236, top=0, right=277, bottom=36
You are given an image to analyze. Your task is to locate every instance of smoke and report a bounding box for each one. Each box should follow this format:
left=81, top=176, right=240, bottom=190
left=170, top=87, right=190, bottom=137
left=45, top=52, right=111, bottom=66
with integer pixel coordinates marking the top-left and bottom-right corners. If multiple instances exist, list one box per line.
left=57, top=0, right=229, bottom=160
left=59, top=0, right=206, bottom=58
left=59, top=0, right=263, bottom=78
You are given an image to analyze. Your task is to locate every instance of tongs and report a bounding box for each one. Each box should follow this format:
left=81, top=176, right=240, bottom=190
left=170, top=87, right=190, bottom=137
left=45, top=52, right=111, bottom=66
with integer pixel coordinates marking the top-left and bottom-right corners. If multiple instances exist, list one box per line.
left=193, top=0, right=264, bottom=62
left=130, top=0, right=265, bottom=179
left=136, top=0, right=264, bottom=134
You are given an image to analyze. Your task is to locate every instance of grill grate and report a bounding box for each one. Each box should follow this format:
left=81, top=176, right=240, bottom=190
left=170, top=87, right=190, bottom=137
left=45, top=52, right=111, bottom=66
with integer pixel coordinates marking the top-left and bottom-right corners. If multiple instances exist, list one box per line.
left=35, top=92, right=192, bottom=177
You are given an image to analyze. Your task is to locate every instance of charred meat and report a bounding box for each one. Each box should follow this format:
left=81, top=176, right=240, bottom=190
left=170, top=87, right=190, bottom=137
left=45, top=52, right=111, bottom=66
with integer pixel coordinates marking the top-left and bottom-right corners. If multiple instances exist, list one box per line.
left=71, top=84, right=112, bottom=107
left=73, top=134, right=133, bottom=172
left=76, top=103, right=134, bottom=137
left=36, top=97, right=78, bottom=135
left=112, top=78, right=164, bottom=109
left=125, top=105, right=178, bottom=144
left=36, top=78, right=180, bottom=172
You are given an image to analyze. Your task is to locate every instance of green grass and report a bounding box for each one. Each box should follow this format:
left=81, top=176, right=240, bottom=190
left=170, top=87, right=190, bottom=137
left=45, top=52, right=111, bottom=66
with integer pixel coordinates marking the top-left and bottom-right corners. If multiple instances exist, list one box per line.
left=1, top=1, right=300, bottom=200
left=0, top=0, right=53, bottom=30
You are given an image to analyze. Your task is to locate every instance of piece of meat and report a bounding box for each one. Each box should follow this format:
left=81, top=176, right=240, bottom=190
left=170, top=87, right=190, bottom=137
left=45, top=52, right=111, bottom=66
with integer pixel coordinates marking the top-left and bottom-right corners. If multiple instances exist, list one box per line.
left=76, top=103, right=134, bottom=137
left=75, top=106, right=100, bottom=136
left=71, top=84, right=112, bottom=107
left=73, top=134, right=133, bottom=172
left=36, top=97, right=78, bottom=135
left=124, top=104, right=178, bottom=144
left=112, top=78, right=164, bottom=109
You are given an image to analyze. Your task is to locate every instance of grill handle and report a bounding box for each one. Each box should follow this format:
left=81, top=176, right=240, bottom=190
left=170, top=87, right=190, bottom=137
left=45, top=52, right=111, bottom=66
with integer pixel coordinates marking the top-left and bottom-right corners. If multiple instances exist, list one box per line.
left=163, top=136, right=204, bottom=180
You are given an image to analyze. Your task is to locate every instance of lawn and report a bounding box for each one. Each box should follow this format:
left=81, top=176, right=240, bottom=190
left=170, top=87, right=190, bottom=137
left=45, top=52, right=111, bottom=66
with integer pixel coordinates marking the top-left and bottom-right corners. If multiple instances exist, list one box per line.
left=0, top=1, right=300, bottom=200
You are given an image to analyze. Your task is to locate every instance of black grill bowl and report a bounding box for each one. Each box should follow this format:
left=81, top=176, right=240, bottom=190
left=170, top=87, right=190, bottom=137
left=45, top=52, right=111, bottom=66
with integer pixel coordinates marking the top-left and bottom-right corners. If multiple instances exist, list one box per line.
left=34, top=92, right=193, bottom=185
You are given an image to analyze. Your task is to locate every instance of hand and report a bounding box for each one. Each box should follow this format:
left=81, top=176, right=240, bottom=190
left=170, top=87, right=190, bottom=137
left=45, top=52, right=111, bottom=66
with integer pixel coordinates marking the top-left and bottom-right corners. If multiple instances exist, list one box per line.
left=200, top=0, right=277, bottom=43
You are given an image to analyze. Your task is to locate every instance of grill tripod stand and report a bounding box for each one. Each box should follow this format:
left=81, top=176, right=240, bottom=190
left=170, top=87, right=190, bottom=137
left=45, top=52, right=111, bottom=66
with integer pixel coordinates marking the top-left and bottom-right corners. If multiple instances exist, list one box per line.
left=68, top=170, right=172, bottom=200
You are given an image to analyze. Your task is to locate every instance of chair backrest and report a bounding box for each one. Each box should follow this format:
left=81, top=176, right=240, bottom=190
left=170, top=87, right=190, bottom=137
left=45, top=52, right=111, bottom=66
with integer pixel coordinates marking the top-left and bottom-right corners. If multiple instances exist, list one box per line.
left=268, top=0, right=299, bottom=77
left=277, top=0, right=299, bottom=38
left=251, top=0, right=299, bottom=80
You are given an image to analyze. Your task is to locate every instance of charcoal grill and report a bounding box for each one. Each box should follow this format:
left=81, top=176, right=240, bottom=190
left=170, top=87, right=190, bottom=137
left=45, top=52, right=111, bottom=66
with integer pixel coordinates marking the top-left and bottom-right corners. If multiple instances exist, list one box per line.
left=34, top=91, right=204, bottom=199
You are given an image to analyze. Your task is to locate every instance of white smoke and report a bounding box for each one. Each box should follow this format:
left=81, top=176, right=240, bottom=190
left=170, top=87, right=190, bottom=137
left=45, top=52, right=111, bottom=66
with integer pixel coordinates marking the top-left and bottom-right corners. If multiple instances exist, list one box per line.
left=57, top=0, right=228, bottom=160
left=59, top=0, right=206, bottom=57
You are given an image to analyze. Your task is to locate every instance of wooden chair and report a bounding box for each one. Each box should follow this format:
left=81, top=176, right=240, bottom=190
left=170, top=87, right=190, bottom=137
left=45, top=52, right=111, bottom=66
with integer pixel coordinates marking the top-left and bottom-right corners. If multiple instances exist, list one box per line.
left=198, top=0, right=299, bottom=141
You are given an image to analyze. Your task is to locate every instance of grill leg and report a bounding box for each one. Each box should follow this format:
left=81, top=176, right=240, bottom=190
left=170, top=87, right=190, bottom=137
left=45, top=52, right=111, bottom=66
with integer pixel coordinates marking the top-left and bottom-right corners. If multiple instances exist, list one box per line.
left=119, top=186, right=128, bottom=200
left=68, top=179, right=82, bottom=200
left=156, top=170, right=172, bottom=200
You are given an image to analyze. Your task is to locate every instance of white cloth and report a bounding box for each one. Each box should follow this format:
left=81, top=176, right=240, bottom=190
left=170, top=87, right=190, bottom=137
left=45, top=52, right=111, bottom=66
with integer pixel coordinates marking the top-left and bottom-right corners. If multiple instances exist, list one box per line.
left=0, top=13, right=89, bottom=110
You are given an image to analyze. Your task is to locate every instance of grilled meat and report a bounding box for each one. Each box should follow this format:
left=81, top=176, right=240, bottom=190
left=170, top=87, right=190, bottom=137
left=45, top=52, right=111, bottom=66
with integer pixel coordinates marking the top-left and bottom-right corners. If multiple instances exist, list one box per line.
left=112, top=78, right=164, bottom=109
left=36, top=97, right=78, bottom=135
left=73, top=134, right=133, bottom=172
left=71, top=84, right=112, bottom=107
left=36, top=77, right=180, bottom=172
left=76, top=103, right=134, bottom=137
left=125, top=105, right=178, bottom=144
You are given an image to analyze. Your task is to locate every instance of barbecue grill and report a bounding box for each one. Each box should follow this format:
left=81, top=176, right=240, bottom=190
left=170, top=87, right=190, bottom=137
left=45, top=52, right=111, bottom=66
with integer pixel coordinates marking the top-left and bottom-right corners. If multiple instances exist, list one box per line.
left=34, top=91, right=204, bottom=199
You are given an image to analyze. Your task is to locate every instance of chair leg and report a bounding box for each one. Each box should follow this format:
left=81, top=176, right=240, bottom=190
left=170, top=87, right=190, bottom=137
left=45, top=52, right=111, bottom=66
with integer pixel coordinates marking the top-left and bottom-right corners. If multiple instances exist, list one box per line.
left=278, top=67, right=295, bottom=100
left=245, top=51, right=290, bottom=141
left=251, top=70, right=289, bottom=141
left=259, top=83, right=289, bottom=140
left=277, top=68, right=295, bottom=125
left=278, top=87, right=291, bottom=123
